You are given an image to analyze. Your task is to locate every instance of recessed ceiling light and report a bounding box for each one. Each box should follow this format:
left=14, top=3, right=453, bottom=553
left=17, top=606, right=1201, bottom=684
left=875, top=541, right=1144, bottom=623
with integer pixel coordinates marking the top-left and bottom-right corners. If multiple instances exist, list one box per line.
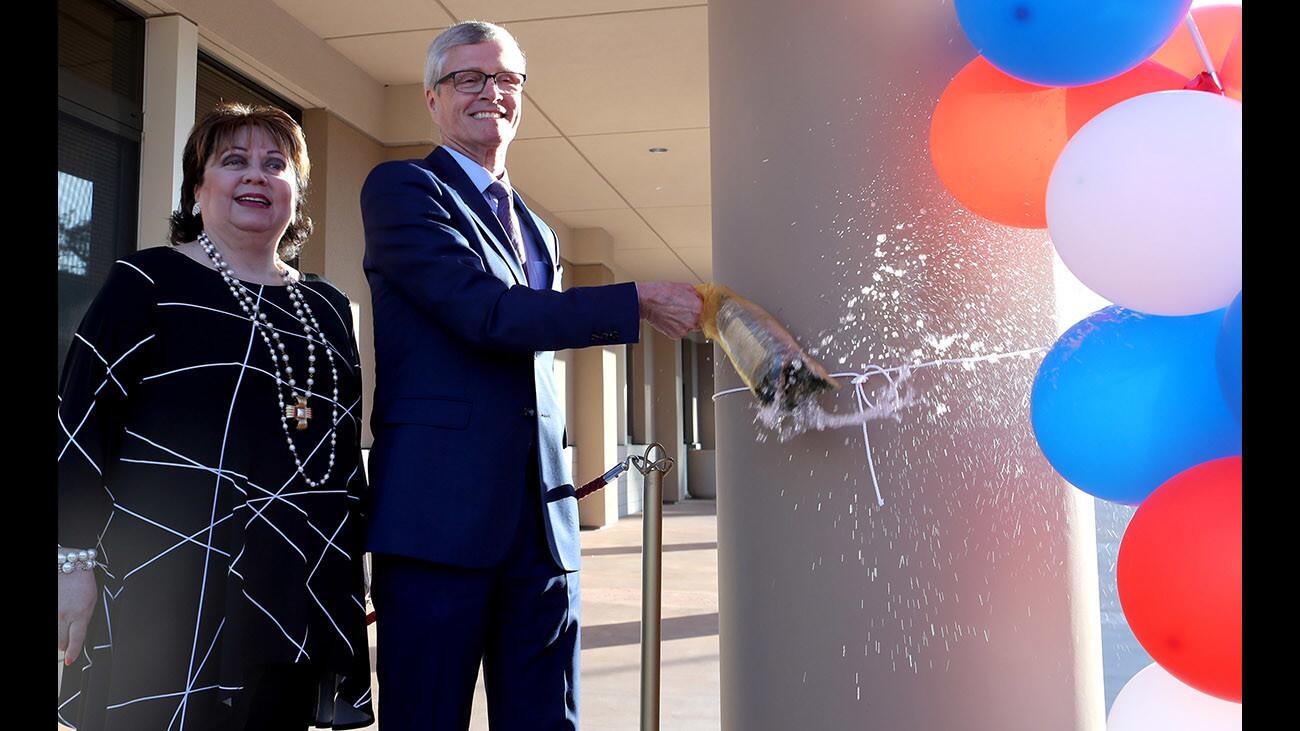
left=649, top=147, right=669, bottom=154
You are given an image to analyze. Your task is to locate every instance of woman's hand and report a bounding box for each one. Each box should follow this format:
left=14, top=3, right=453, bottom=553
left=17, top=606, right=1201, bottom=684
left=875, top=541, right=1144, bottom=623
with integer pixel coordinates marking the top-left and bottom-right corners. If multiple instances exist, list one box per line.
left=58, top=570, right=97, bottom=665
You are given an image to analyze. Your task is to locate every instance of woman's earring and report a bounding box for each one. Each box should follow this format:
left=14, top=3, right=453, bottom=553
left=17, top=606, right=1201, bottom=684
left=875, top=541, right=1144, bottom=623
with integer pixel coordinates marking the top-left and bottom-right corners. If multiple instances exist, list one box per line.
left=192, top=202, right=202, bottom=216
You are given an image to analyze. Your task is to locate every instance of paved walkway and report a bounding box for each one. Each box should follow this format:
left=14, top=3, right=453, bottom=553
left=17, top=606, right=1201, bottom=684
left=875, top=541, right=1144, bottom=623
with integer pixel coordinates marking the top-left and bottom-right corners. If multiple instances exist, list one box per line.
left=362, top=497, right=721, bottom=730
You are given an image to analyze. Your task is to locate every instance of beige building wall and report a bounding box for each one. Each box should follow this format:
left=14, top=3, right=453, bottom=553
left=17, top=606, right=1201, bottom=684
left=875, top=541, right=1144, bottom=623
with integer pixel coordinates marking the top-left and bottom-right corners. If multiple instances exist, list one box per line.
left=386, top=144, right=435, bottom=163
left=300, top=110, right=387, bottom=446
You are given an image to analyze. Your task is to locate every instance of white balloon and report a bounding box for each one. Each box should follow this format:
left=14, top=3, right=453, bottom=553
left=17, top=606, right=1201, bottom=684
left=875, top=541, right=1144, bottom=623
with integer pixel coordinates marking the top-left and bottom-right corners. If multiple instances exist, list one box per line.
left=1108, top=663, right=1242, bottom=731
left=1047, top=91, right=1241, bottom=316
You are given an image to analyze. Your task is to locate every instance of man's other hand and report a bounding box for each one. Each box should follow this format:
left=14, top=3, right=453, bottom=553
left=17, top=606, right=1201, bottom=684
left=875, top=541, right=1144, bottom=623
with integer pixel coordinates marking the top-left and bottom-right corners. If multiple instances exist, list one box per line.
left=636, top=281, right=703, bottom=340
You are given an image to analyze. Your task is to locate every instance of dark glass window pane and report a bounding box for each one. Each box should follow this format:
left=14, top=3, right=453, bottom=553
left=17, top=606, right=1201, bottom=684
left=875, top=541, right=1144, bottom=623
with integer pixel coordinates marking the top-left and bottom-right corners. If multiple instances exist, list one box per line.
left=196, top=55, right=302, bottom=123
left=58, top=0, right=143, bottom=380
left=58, top=111, right=140, bottom=377
left=57, top=0, right=144, bottom=105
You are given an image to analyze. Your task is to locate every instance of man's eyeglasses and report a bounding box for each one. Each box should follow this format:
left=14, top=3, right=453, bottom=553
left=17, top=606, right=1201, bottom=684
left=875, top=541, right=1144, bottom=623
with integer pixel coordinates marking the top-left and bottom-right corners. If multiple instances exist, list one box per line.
left=435, top=70, right=527, bottom=95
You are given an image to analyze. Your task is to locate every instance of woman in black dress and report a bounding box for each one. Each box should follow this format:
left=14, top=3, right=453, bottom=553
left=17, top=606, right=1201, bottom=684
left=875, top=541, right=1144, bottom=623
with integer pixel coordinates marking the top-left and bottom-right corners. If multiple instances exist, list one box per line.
left=57, top=103, right=374, bottom=730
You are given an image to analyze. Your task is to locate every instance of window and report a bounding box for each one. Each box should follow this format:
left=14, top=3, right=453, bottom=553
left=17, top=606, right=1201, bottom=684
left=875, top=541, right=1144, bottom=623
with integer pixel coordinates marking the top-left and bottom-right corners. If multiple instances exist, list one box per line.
left=682, top=339, right=700, bottom=446
left=58, top=173, right=95, bottom=277
left=57, top=0, right=144, bottom=378
left=626, top=342, right=639, bottom=442
left=196, top=54, right=301, bottom=123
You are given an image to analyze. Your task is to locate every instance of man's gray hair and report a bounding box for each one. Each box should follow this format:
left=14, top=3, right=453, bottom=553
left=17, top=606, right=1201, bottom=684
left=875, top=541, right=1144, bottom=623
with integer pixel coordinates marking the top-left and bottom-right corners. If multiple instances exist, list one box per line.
left=424, top=21, right=526, bottom=93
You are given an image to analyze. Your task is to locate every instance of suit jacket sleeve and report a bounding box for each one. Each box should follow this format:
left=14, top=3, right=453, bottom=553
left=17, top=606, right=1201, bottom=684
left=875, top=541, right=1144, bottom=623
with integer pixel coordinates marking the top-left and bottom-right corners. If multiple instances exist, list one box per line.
left=361, top=160, right=640, bottom=353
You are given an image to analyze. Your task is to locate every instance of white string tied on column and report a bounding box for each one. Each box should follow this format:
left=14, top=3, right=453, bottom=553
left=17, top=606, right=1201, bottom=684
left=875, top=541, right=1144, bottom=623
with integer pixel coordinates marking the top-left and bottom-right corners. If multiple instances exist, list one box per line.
left=711, top=346, right=1049, bottom=508
left=838, top=365, right=896, bottom=507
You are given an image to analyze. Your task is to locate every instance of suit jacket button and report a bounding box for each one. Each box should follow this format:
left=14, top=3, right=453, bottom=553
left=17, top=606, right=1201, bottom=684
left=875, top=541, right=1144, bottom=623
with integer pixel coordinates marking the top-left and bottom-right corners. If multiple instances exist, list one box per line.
left=523, top=408, right=536, bottom=417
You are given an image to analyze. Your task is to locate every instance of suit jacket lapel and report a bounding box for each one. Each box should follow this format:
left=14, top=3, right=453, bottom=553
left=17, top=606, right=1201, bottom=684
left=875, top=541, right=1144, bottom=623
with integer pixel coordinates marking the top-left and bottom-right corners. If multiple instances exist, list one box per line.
left=426, top=148, right=526, bottom=286
left=514, top=195, right=556, bottom=289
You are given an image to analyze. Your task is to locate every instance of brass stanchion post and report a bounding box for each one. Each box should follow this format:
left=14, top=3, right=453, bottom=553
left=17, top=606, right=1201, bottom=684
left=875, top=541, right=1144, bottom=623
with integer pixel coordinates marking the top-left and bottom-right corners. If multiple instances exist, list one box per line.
left=638, top=443, right=672, bottom=731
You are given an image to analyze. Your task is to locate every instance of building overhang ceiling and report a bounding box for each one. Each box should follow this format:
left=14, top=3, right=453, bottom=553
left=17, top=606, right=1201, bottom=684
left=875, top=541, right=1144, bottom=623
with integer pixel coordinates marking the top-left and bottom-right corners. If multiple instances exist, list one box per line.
left=128, top=0, right=714, bottom=283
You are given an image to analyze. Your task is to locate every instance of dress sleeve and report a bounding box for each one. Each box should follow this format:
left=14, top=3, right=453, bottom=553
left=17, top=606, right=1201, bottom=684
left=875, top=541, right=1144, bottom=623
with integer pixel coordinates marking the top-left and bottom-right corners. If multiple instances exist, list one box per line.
left=58, top=259, right=157, bottom=549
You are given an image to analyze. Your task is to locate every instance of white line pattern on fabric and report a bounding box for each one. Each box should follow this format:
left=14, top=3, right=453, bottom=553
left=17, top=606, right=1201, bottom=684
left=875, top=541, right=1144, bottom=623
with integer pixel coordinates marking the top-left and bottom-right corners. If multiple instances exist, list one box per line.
left=108, top=684, right=222, bottom=711
left=111, top=503, right=233, bottom=558
left=307, top=513, right=354, bottom=653
left=160, top=294, right=357, bottom=371
left=72, top=333, right=128, bottom=396
left=244, top=588, right=313, bottom=659
left=115, top=258, right=156, bottom=284
left=177, top=290, right=261, bottom=731
left=120, top=512, right=239, bottom=583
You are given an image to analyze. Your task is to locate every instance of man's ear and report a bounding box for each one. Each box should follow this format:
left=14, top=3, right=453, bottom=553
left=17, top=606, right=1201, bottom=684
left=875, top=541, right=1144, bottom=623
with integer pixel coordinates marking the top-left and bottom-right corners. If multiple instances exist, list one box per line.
left=426, top=88, right=438, bottom=117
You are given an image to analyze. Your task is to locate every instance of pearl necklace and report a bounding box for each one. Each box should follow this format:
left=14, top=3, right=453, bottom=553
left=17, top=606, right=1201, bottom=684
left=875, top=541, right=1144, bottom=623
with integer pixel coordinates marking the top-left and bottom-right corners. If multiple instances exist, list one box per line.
left=198, top=231, right=340, bottom=487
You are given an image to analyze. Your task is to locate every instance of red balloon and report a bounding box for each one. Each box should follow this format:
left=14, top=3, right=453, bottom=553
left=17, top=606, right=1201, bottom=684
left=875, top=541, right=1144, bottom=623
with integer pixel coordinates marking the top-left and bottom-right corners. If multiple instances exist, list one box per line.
left=1063, top=61, right=1187, bottom=136
left=1220, top=30, right=1242, bottom=101
left=1118, top=456, right=1242, bottom=702
left=929, top=56, right=1062, bottom=229
left=1149, top=5, right=1242, bottom=81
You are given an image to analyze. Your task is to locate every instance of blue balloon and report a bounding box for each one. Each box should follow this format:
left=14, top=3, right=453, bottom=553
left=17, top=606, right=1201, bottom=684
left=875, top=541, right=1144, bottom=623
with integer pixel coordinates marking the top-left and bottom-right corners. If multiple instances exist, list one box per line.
left=1217, top=292, right=1242, bottom=421
left=955, top=0, right=1192, bottom=87
left=1031, top=306, right=1241, bottom=505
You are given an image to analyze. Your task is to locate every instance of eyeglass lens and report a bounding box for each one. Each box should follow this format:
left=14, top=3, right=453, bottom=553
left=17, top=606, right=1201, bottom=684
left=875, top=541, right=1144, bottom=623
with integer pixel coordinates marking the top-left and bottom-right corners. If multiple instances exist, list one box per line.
left=454, top=71, right=525, bottom=93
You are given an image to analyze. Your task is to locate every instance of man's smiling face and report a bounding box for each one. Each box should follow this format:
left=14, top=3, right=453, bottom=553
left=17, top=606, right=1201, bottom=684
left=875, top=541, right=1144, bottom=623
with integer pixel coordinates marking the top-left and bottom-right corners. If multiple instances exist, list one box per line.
left=427, top=40, right=526, bottom=162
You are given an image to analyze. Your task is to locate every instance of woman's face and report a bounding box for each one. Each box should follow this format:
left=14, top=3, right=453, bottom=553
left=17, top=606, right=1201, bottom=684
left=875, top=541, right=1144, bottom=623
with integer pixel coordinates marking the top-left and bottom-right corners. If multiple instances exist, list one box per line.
left=194, top=125, right=297, bottom=246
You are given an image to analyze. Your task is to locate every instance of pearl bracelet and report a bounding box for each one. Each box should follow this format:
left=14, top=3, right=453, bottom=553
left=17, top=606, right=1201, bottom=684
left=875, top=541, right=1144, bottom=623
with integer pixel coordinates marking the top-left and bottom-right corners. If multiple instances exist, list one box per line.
left=58, top=547, right=97, bottom=574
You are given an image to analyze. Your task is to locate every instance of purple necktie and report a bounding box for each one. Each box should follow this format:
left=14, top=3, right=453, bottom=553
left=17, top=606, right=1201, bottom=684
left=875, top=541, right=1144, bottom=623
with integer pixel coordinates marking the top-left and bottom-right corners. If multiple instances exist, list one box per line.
left=484, top=180, right=527, bottom=277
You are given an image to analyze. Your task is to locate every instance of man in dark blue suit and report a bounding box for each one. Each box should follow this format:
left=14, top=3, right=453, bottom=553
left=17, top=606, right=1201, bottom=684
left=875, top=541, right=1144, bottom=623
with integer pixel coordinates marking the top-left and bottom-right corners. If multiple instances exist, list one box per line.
left=359, top=20, right=702, bottom=730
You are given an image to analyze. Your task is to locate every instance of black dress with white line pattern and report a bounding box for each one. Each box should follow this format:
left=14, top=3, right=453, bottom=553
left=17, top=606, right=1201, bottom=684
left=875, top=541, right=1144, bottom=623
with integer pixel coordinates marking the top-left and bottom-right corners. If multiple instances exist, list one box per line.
left=57, top=246, right=374, bottom=730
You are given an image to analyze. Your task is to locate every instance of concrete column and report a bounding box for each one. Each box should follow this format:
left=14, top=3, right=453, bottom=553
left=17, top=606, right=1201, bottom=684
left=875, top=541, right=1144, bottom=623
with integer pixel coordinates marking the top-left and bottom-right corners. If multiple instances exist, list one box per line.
left=569, top=263, right=623, bottom=529
left=137, top=15, right=197, bottom=249
left=709, top=2, right=1104, bottom=730
left=650, top=329, right=688, bottom=503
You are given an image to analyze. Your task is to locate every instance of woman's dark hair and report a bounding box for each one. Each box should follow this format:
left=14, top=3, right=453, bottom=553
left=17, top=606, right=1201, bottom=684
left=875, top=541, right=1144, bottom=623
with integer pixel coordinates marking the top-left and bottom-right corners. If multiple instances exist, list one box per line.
left=169, top=103, right=313, bottom=260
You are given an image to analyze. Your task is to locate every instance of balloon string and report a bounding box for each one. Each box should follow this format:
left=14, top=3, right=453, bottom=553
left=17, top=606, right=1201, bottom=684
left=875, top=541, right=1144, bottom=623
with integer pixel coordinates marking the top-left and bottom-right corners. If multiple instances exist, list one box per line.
left=710, top=346, right=1050, bottom=507
left=1183, top=13, right=1224, bottom=90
